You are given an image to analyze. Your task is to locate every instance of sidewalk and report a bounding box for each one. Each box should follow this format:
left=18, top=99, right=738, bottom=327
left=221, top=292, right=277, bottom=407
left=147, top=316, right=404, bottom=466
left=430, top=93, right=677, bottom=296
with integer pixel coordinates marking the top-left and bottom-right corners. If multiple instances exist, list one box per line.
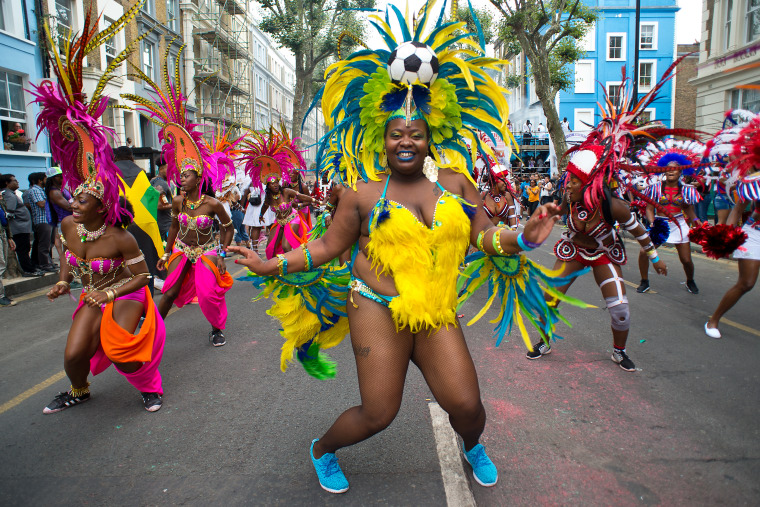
left=3, top=272, right=59, bottom=297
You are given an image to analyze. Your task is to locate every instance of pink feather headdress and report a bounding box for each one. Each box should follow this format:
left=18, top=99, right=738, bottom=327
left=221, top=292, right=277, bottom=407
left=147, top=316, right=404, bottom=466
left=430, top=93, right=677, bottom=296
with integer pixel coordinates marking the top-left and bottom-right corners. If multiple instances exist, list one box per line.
left=29, top=2, right=147, bottom=226
left=239, top=125, right=305, bottom=189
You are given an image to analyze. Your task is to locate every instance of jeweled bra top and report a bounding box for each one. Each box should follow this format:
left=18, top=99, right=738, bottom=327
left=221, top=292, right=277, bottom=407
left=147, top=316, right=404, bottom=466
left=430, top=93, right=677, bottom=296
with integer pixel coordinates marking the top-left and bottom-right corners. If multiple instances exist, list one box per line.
left=64, top=249, right=123, bottom=274
left=178, top=212, right=214, bottom=231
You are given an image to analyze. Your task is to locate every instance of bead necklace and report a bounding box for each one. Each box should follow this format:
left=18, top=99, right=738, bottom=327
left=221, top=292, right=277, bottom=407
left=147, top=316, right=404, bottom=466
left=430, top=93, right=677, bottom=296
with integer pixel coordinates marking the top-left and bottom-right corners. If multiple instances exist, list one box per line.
left=185, top=194, right=205, bottom=210
left=77, top=222, right=107, bottom=243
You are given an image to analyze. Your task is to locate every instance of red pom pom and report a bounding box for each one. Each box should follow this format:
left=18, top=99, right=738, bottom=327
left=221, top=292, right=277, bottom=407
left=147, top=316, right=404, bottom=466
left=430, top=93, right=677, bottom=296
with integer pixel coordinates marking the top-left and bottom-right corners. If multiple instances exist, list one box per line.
left=689, top=223, right=748, bottom=259
left=630, top=200, right=647, bottom=215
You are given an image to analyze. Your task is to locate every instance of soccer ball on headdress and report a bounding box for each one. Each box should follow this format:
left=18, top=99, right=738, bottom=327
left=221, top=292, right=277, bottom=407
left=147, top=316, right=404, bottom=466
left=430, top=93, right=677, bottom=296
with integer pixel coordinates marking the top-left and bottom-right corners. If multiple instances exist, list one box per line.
left=387, top=42, right=439, bottom=86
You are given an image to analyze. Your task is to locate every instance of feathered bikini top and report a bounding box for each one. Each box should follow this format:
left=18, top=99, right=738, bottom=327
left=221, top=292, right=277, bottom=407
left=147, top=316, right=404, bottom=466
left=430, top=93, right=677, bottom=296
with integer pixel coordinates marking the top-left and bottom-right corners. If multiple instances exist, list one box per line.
left=364, top=177, right=475, bottom=332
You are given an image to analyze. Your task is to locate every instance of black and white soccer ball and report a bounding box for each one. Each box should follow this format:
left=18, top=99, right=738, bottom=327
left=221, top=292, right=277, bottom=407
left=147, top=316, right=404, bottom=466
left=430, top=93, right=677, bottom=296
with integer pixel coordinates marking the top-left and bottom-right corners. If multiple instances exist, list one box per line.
left=387, top=41, right=439, bottom=86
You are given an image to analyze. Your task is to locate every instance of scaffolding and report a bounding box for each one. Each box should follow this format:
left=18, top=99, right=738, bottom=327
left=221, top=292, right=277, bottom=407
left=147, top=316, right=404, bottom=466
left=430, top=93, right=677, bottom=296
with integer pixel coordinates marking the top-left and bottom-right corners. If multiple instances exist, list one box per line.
left=193, top=0, right=252, bottom=132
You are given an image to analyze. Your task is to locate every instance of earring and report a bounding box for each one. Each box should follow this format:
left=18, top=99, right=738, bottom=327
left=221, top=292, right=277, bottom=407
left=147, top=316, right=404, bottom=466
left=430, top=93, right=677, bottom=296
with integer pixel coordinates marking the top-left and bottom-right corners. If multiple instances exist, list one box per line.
left=379, top=151, right=387, bottom=169
left=423, top=156, right=439, bottom=183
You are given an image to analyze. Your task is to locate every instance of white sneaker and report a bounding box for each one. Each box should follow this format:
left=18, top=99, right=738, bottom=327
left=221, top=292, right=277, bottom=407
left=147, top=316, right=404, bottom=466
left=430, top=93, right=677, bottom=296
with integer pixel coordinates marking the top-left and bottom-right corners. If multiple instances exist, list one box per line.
left=154, top=278, right=165, bottom=290
left=704, top=322, right=721, bottom=339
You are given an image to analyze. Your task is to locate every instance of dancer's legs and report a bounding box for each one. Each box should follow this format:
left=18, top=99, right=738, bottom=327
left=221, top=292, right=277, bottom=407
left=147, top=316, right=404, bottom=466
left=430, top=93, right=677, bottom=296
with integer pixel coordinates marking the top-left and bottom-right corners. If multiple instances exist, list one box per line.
left=412, top=323, right=485, bottom=450
left=197, top=255, right=228, bottom=331
left=707, top=259, right=760, bottom=329
left=675, top=243, right=695, bottom=280
left=638, top=249, right=650, bottom=281
left=312, top=297, right=414, bottom=458
left=592, top=263, right=629, bottom=349
left=158, top=255, right=192, bottom=318
left=65, top=306, right=103, bottom=388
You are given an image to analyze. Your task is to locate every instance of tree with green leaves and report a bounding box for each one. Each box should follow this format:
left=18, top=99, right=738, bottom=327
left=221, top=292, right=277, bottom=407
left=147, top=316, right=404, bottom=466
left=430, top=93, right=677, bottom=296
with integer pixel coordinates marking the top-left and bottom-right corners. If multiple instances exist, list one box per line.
left=255, top=0, right=375, bottom=139
left=490, top=0, right=596, bottom=170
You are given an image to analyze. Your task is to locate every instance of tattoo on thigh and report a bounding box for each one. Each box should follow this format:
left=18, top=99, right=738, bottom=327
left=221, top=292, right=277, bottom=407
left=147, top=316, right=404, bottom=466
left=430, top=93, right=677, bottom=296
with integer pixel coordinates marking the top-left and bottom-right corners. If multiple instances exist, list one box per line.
left=353, top=345, right=371, bottom=358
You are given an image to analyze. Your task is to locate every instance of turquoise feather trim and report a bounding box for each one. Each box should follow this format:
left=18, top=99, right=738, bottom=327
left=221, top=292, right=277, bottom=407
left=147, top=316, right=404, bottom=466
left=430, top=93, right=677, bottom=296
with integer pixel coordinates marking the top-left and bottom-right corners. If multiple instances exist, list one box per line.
left=457, top=252, right=592, bottom=350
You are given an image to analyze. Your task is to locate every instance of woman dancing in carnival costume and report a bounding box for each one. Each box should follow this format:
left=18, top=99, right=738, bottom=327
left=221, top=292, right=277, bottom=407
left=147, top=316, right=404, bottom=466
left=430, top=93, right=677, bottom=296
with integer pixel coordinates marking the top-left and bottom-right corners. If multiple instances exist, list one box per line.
left=231, top=1, right=589, bottom=493
left=123, top=47, right=236, bottom=347
left=635, top=139, right=705, bottom=295
left=33, top=3, right=166, bottom=413
left=524, top=65, right=706, bottom=371
left=482, top=164, right=519, bottom=229
left=240, top=128, right=316, bottom=259
left=703, top=110, right=760, bottom=338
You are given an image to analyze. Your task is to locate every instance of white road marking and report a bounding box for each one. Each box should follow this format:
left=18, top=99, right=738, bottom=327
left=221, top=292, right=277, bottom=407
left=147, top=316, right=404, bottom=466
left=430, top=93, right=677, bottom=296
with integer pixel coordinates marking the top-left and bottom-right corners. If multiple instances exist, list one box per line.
left=429, top=402, right=476, bottom=507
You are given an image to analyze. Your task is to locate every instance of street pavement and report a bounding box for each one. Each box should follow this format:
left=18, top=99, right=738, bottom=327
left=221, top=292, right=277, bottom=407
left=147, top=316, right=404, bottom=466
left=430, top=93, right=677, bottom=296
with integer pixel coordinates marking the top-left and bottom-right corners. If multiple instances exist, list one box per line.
left=0, top=227, right=758, bottom=506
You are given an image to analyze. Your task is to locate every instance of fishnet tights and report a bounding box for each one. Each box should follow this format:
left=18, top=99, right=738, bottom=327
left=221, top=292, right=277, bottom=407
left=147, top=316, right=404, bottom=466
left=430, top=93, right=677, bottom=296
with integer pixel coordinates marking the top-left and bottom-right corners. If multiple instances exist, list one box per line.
left=314, top=295, right=486, bottom=457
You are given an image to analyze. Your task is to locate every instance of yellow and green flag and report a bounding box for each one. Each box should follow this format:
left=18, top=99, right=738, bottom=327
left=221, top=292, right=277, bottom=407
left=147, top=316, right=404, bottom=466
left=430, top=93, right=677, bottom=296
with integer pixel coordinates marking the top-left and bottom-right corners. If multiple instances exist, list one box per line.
left=119, top=172, right=165, bottom=257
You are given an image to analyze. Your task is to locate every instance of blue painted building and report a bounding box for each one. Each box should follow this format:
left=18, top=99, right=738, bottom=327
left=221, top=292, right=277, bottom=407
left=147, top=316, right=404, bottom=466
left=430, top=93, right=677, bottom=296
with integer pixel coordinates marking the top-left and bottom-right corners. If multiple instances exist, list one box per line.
left=559, top=0, right=679, bottom=132
left=0, top=0, right=51, bottom=186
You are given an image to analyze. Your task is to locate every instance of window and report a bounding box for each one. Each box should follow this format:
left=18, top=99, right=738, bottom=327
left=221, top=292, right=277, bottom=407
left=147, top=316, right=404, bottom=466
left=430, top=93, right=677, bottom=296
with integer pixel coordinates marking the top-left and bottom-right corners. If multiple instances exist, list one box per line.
left=55, top=0, right=72, bottom=55
left=747, top=0, right=760, bottom=42
left=607, top=82, right=622, bottom=108
left=638, top=108, right=656, bottom=124
left=574, top=60, right=594, bottom=94
left=638, top=60, right=656, bottom=93
left=574, top=108, right=595, bottom=132
left=640, top=22, right=657, bottom=50
left=142, top=41, right=155, bottom=81
left=166, top=0, right=178, bottom=32
left=607, top=33, right=625, bottom=61
left=1, top=0, right=26, bottom=38
left=730, top=84, right=760, bottom=113
left=580, top=22, right=595, bottom=52
left=725, top=0, right=734, bottom=49
left=104, top=18, right=117, bottom=67
left=141, top=0, right=155, bottom=17
left=0, top=71, right=29, bottom=150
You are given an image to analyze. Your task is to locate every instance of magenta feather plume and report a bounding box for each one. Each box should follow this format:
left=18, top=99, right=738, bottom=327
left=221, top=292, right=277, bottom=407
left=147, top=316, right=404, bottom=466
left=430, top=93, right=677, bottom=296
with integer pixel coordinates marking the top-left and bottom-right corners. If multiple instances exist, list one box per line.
left=239, top=131, right=296, bottom=190
left=29, top=80, right=127, bottom=226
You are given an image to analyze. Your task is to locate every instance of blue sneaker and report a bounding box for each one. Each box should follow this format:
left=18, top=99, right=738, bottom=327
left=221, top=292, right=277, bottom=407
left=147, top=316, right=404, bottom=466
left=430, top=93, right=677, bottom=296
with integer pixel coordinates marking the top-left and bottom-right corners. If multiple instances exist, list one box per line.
left=310, top=439, right=349, bottom=493
left=463, top=443, right=498, bottom=487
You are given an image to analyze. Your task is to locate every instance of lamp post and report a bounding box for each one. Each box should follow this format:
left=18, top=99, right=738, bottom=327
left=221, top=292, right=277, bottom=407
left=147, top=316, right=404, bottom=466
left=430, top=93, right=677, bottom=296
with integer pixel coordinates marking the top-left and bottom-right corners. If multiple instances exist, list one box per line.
left=633, top=0, right=642, bottom=101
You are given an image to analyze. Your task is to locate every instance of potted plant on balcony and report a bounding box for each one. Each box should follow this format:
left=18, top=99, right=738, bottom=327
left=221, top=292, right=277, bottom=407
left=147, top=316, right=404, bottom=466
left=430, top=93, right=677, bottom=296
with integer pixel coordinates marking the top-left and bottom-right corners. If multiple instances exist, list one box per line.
left=7, top=128, right=31, bottom=151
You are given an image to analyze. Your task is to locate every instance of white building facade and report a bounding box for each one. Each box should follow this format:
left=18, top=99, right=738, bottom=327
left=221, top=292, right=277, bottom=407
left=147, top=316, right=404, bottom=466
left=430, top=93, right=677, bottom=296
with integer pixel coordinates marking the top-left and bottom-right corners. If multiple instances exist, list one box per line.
left=694, top=0, right=760, bottom=132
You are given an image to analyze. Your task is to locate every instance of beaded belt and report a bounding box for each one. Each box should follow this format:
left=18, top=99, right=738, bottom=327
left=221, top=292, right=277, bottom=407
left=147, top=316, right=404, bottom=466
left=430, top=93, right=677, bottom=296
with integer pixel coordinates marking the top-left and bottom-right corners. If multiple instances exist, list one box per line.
left=275, top=211, right=297, bottom=226
left=175, top=238, right=218, bottom=264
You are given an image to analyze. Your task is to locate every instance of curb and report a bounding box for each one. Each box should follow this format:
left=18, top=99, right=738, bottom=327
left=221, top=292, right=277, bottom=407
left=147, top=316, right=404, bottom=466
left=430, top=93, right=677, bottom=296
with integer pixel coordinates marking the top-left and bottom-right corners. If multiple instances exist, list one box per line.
left=4, top=272, right=59, bottom=297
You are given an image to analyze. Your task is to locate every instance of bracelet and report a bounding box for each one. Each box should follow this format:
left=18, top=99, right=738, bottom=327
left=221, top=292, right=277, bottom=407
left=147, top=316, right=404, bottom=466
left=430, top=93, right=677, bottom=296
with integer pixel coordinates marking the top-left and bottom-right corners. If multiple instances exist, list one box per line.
left=161, top=252, right=171, bottom=261
left=302, top=245, right=313, bottom=271
left=646, top=248, right=658, bottom=259
left=106, top=289, right=116, bottom=303
left=651, top=255, right=660, bottom=264
left=516, top=233, right=534, bottom=252
left=221, top=219, right=233, bottom=228
left=476, top=230, right=486, bottom=252
left=277, top=254, right=288, bottom=276
left=56, top=280, right=70, bottom=288
left=491, top=228, right=507, bottom=255
left=518, top=233, right=542, bottom=250
left=217, top=247, right=227, bottom=258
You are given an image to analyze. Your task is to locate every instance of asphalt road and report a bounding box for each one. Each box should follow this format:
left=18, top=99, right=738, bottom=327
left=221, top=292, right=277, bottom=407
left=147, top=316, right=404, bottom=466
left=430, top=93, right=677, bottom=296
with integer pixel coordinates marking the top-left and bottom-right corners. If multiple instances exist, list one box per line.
left=1, top=227, right=758, bottom=506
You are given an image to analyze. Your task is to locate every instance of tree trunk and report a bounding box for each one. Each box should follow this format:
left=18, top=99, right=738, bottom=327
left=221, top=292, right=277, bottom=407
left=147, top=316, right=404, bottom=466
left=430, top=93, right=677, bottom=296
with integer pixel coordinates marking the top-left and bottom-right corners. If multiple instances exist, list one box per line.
left=291, top=54, right=315, bottom=140
left=521, top=39, right=569, bottom=173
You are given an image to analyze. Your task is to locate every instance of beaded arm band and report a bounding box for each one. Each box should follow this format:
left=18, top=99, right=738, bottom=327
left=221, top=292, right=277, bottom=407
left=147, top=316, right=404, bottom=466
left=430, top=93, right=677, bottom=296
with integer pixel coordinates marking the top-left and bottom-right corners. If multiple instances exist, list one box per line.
left=125, top=254, right=145, bottom=266
left=220, top=219, right=233, bottom=228
left=277, top=254, right=288, bottom=276
left=302, top=245, right=313, bottom=271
